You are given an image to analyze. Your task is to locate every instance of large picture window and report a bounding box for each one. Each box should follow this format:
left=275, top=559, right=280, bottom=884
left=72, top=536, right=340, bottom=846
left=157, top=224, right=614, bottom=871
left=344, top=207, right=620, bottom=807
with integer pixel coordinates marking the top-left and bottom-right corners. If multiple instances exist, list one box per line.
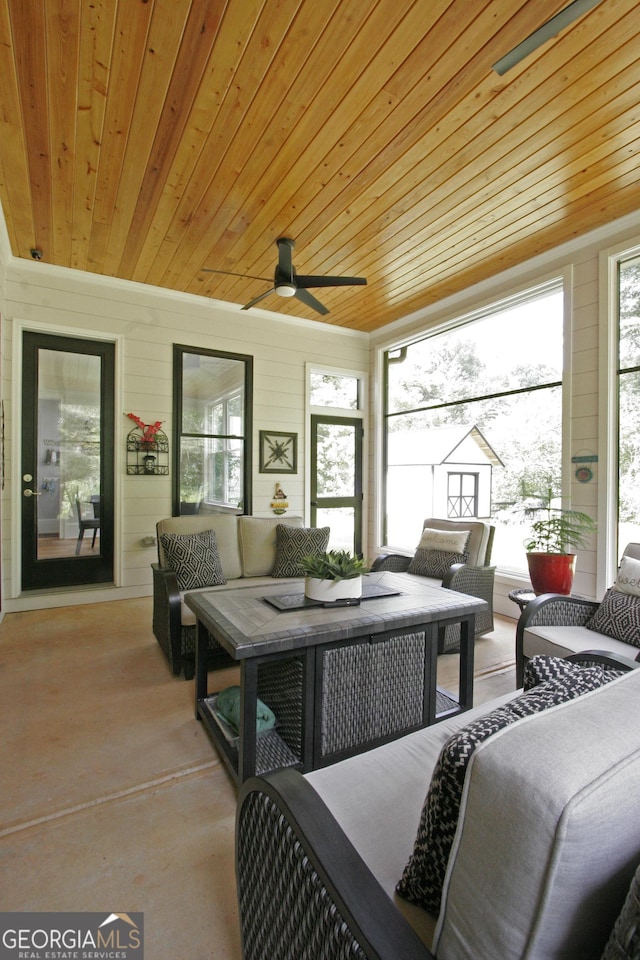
left=618, top=253, right=640, bottom=553
left=173, top=345, right=252, bottom=515
left=383, top=283, right=564, bottom=574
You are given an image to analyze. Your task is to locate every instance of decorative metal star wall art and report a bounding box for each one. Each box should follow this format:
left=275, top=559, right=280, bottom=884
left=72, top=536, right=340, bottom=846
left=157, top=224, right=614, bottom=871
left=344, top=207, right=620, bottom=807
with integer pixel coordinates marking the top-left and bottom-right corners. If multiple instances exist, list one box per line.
left=259, top=431, right=297, bottom=474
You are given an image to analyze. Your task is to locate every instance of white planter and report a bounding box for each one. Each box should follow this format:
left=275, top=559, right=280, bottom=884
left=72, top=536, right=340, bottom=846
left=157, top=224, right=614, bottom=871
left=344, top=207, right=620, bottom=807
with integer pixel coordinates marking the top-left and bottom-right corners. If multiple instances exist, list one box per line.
left=304, top=575, right=362, bottom=602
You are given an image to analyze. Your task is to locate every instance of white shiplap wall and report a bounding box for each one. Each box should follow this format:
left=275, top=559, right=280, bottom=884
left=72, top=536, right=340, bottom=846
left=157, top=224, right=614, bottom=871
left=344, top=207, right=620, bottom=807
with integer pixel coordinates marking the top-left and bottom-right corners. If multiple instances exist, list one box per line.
left=0, top=255, right=369, bottom=612
left=2, top=208, right=639, bottom=617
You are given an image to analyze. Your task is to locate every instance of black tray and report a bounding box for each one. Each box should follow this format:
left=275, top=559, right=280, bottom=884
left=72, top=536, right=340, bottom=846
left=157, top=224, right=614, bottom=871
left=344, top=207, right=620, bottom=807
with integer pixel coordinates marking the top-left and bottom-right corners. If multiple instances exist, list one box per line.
left=264, top=581, right=401, bottom=612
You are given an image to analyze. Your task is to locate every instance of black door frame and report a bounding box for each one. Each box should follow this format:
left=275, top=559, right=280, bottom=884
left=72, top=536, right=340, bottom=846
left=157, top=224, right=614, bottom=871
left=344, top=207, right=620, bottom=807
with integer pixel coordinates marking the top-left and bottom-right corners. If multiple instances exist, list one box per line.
left=21, top=331, right=115, bottom=590
left=310, top=414, right=364, bottom=556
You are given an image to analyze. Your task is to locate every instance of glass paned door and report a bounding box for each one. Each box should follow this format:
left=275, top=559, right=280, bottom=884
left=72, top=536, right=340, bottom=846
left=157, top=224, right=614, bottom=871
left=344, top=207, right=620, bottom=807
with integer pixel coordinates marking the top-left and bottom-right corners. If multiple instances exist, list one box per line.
left=21, top=332, right=115, bottom=589
left=310, top=415, right=363, bottom=554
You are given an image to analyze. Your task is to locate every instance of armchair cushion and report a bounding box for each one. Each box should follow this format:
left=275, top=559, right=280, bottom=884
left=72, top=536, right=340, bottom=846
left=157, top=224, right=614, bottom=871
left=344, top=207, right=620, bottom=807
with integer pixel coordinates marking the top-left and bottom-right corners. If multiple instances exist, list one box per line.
left=418, top=518, right=490, bottom=567
left=397, top=660, right=620, bottom=915
left=613, top=554, right=640, bottom=597
left=237, top=515, right=304, bottom=577
left=272, top=524, right=330, bottom=578
left=407, top=527, right=471, bottom=579
left=587, top=587, right=640, bottom=648
left=415, top=527, right=471, bottom=554
left=408, top=549, right=469, bottom=579
left=159, top=529, right=226, bottom=591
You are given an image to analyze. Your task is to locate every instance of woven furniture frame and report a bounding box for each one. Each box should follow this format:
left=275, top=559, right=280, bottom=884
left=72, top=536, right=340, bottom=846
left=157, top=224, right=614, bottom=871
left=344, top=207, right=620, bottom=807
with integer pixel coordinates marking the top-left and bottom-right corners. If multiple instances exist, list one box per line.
left=151, top=563, right=233, bottom=679
left=372, top=521, right=495, bottom=654
left=516, top=595, right=601, bottom=686
left=237, top=652, right=640, bottom=960
left=319, top=631, right=428, bottom=758
left=236, top=769, right=431, bottom=960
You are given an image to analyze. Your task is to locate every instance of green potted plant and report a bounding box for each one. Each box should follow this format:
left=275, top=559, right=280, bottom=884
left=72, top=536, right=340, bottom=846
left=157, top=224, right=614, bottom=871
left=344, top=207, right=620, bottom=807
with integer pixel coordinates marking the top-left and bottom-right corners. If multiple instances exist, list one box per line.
left=524, top=488, right=596, bottom=595
left=300, top=549, right=369, bottom=602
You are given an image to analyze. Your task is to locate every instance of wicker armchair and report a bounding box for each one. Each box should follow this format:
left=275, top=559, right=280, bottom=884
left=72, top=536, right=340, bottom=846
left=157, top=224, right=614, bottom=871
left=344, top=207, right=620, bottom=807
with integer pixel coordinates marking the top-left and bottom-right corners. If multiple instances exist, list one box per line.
left=515, top=595, right=598, bottom=686
left=516, top=542, right=640, bottom=686
left=372, top=519, right=495, bottom=653
left=236, top=768, right=432, bottom=960
left=236, top=653, right=640, bottom=960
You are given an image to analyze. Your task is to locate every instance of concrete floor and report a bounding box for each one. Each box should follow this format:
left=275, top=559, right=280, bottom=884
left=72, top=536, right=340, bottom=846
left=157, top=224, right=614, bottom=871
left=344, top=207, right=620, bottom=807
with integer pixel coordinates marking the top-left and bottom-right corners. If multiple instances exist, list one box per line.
left=0, top=597, right=517, bottom=959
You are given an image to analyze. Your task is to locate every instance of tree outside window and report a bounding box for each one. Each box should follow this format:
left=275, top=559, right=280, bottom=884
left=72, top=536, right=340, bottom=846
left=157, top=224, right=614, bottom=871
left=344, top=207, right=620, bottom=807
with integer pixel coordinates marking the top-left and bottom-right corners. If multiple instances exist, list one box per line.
left=384, top=287, right=563, bottom=574
left=618, top=254, right=640, bottom=554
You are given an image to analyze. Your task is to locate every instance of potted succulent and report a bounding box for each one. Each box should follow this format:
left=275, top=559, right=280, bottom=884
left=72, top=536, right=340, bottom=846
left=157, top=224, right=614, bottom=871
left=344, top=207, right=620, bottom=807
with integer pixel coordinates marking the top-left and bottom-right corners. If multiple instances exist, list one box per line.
left=524, top=489, right=596, bottom=595
left=300, top=549, right=369, bottom=602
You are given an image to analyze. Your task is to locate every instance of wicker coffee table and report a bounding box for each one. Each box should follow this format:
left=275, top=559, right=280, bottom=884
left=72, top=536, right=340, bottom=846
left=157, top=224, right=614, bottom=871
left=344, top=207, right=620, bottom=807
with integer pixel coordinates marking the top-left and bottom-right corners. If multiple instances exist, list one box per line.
left=187, top=571, right=486, bottom=784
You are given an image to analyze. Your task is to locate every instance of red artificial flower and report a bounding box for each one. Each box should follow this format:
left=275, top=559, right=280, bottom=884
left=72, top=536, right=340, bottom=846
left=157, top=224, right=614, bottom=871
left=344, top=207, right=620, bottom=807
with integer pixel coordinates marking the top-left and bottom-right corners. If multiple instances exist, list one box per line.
left=126, top=412, right=163, bottom=443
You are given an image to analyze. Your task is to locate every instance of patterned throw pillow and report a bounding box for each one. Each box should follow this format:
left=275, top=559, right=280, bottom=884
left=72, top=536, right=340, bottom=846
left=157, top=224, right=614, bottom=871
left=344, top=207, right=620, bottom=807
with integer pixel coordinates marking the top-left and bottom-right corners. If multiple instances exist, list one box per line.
left=614, top=555, right=640, bottom=597
left=587, top=587, right=640, bottom=648
left=416, top=527, right=471, bottom=554
left=407, top=549, right=469, bottom=579
left=272, top=524, right=330, bottom=578
left=160, top=530, right=226, bottom=591
left=396, top=668, right=619, bottom=914
left=407, top=528, right=471, bottom=578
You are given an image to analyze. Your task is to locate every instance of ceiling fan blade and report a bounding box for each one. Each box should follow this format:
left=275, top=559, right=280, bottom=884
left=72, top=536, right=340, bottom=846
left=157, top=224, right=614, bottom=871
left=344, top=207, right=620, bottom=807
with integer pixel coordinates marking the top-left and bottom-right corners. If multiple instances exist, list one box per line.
left=202, top=268, right=271, bottom=282
left=492, top=0, right=604, bottom=75
left=294, top=287, right=329, bottom=315
left=241, top=288, right=275, bottom=310
left=296, top=274, right=367, bottom=289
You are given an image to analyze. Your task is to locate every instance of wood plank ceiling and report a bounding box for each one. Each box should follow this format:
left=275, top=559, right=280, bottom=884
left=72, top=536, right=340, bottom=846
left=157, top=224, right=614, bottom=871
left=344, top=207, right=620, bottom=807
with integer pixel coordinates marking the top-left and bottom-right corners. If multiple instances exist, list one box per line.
left=0, top=0, right=638, bottom=332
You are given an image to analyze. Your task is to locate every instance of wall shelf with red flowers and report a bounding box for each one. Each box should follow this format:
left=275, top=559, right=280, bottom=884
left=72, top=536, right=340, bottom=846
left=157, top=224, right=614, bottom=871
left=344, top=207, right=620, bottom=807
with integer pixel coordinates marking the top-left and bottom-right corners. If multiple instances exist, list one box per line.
left=125, top=412, right=169, bottom=476
left=126, top=427, right=169, bottom=476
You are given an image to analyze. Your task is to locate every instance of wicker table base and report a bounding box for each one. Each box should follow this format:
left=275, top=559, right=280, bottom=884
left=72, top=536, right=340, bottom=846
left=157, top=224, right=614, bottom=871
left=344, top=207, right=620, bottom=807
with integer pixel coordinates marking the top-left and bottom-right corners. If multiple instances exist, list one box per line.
left=189, top=572, right=486, bottom=784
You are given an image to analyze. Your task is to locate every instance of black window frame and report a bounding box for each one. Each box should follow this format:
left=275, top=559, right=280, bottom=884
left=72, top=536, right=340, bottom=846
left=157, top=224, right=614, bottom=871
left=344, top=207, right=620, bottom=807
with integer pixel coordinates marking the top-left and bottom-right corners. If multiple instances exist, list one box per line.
left=172, top=344, right=253, bottom=516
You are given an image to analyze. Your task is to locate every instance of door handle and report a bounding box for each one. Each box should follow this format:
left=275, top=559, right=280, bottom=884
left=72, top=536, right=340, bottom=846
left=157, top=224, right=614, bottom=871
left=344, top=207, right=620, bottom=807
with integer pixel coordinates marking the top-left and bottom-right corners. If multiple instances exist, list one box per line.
left=23, top=489, right=41, bottom=497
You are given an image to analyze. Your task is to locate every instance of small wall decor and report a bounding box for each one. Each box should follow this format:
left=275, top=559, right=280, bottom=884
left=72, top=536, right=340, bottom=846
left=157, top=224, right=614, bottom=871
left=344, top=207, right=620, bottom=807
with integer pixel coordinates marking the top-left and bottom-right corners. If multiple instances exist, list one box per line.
left=259, top=430, right=297, bottom=474
left=571, top=449, right=598, bottom=484
left=271, top=483, right=289, bottom=515
left=125, top=413, right=169, bottom=475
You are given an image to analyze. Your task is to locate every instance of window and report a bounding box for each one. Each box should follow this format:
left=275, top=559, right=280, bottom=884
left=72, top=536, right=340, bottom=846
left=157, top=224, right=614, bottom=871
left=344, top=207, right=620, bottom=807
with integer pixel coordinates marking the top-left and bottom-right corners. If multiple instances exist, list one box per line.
left=447, top=473, right=478, bottom=518
left=173, top=345, right=252, bottom=515
left=617, top=253, right=640, bottom=553
left=383, top=284, right=564, bottom=574
left=307, top=367, right=366, bottom=554
left=309, top=372, right=360, bottom=409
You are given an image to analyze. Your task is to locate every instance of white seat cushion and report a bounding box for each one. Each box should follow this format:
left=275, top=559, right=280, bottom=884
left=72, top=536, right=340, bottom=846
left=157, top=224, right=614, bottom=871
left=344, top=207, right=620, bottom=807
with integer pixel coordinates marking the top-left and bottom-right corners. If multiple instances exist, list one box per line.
left=523, top=624, right=638, bottom=661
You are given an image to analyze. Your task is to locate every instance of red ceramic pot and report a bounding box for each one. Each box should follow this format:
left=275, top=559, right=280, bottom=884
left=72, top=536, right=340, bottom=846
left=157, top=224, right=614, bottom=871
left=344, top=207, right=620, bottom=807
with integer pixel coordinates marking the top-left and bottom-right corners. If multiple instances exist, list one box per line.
left=526, top=552, right=576, bottom=595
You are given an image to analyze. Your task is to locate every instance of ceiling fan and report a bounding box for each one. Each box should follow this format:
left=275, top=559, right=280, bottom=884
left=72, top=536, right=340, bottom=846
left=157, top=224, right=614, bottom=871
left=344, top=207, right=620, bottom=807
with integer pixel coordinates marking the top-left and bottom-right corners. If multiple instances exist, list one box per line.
left=203, top=237, right=367, bottom=315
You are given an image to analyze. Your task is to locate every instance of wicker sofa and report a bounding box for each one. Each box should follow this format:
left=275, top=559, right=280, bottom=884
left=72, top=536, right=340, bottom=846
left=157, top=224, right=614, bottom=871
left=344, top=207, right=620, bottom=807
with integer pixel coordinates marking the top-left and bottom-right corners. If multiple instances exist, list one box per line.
left=152, top=514, right=307, bottom=678
left=516, top=542, right=640, bottom=685
left=372, top=518, right=495, bottom=652
left=236, top=653, right=640, bottom=960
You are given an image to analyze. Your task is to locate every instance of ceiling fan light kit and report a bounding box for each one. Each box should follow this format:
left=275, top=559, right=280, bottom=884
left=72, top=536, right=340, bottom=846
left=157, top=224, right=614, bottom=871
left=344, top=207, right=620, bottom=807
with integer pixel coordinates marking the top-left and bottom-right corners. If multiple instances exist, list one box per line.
left=204, top=236, right=366, bottom=315
left=275, top=282, right=296, bottom=298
